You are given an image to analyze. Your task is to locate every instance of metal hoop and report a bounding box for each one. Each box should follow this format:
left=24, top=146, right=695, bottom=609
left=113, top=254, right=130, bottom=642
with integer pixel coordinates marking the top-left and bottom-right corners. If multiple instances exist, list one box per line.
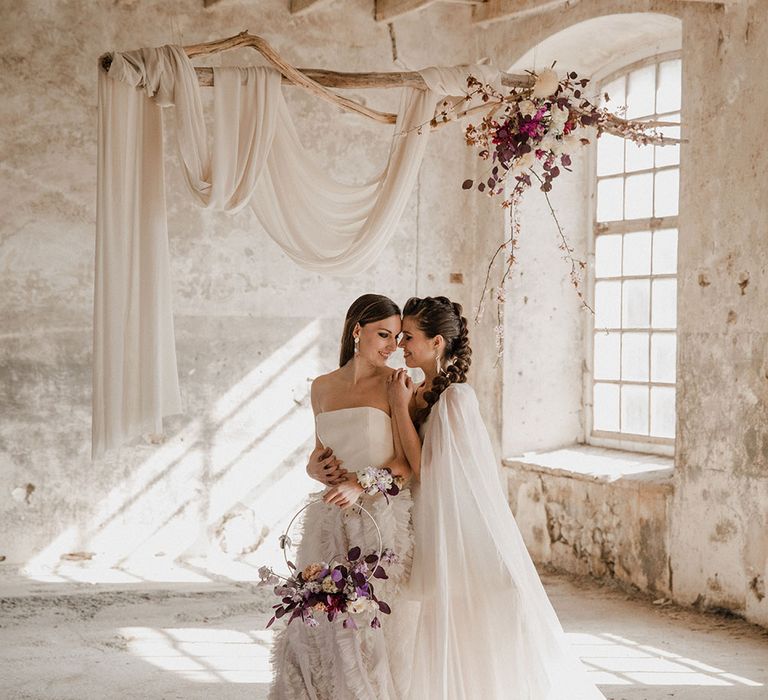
left=280, top=498, right=384, bottom=582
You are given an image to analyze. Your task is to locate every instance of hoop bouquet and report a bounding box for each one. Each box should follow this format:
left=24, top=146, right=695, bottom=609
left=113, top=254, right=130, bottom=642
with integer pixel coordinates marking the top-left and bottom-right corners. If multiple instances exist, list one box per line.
left=259, top=500, right=397, bottom=631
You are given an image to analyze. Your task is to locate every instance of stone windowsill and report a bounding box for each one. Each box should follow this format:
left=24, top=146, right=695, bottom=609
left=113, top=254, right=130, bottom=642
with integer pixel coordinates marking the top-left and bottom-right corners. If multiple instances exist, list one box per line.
left=502, top=444, right=674, bottom=490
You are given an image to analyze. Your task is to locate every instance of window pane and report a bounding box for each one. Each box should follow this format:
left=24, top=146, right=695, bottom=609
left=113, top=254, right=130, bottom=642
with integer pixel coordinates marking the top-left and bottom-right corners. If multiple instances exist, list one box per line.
left=621, top=384, right=649, bottom=435
left=655, top=169, right=679, bottom=217
left=651, top=386, right=676, bottom=438
left=622, top=332, right=650, bottom=381
left=625, top=173, right=654, bottom=219
left=622, top=231, right=651, bottom=276
left=625, top=140, right=654, bottom=172
left=652, top=228, right=678, bottom=274
left=651, top=332, right=676, bottom=383
left=626, top=64, right=655, bottom=118
left=655, top=112, right=680, bottom=167
left=656, top=59, right=682, bottom=114
left=602, top=76, right=626, bottom=112
left=597, top=134, right=625, bottom=176
left=622, top=279, right=650, bottom=328
left=594, top=332, right=621, bottom=380
left=595, top=234, right=622, bottom=277
left=595, top=281, right=621, bottom=328
left=597, top=177, right=624, bottom=222
left=594, top=383, right=620, bottom=432
left=652, top=279, right=677, bottom=328
left=592, top=59, right=679, bottom=445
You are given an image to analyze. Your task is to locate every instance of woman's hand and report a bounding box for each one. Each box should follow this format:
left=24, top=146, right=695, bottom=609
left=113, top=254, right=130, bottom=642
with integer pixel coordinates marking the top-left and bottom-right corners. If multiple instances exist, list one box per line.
left=307, top=445, right=347, bottom=486
left=387, top=368, right=414, bottom=409
left=323, top=476, right=364, bottom=509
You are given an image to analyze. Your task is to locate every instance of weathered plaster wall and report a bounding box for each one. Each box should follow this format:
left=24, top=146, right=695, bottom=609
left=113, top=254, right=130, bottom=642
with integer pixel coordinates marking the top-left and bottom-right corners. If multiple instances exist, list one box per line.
left=507, top=458, right=674, bottom=595
left=481, top=0, right=768, bottom=628
left=0, top=0, right=502, bottom=568
left=671, top=0, right=768, bottom=627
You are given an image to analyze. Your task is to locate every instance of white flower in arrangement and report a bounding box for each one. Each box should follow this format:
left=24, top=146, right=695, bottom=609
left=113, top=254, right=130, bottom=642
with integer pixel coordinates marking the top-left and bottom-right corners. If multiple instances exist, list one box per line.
left=512, top=151, right=535, bottom=174
left=518, top=99, right=537, bottom=117
left=321, top=575, right=337, bottom=593
left=531, top=68, right=560, bottom=99
left=347, top=598, right=372, bottom=615
left=258, top=566, right=278, bottom=585
left=357, top=470, right=375, bottom=490
left=305, top=580, right=322, bottom=594
left=539, top=134, right=563, bottom=155
left=550, top=104, right=569, bottom=127
left=547, top=105, right=569, bottom=136
left=356, top=466, right=399, bottom=501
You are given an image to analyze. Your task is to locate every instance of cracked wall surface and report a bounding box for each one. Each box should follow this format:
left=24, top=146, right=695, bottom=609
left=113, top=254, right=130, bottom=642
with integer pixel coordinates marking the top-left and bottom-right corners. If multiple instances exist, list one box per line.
left=508, top=463, right=674, bottom=595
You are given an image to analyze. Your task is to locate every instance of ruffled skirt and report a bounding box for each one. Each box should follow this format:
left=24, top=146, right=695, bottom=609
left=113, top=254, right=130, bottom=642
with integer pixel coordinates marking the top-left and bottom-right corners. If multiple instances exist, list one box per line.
left=269, top=490, right=416, bottom=700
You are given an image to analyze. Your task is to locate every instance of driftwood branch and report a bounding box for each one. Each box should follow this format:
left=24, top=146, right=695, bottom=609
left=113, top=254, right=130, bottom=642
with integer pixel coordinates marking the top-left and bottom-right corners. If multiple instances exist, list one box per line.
left=100, top=31, right=534, bottom=126
left=100, top=31, right=677, bottom=144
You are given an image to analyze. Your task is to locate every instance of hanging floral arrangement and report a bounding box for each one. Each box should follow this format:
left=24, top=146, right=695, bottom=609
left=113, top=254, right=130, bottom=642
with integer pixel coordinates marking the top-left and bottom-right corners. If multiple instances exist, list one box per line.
left=431, top=67, right=679, bottom=355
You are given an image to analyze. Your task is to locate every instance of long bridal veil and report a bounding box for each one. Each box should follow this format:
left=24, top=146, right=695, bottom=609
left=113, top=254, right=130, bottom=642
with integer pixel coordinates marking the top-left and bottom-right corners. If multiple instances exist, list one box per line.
left=407, top=383, right=604, bottom=700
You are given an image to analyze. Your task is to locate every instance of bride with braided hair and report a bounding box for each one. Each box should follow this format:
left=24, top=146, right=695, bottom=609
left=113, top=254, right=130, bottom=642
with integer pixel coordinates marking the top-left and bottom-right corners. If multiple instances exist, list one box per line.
left=389, top=296, right=604, bottom=700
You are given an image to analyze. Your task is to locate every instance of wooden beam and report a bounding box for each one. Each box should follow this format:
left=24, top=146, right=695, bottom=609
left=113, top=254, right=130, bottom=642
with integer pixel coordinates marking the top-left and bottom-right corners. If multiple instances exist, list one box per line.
left=290, top=0, right=335, bottom=14
left=189, top=66, right=533, bottom=89
left=473, top=0, right=580, bottom=25
left=375, top=0, right=441, bottom=22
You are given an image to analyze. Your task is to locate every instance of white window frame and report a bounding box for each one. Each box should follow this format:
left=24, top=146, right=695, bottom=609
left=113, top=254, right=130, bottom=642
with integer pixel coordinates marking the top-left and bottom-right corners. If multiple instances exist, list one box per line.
left=583, top=51, right=682, bottom=458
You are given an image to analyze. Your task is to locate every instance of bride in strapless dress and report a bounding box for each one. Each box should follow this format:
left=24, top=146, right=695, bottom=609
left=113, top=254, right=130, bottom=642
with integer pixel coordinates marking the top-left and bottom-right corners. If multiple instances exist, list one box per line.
left=269, top=295, right=416, bottom=700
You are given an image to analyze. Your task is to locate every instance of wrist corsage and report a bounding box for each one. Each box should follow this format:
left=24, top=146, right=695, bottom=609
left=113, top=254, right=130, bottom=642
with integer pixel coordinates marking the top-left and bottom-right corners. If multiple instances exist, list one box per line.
left=356, top=466, right=405, bottom=503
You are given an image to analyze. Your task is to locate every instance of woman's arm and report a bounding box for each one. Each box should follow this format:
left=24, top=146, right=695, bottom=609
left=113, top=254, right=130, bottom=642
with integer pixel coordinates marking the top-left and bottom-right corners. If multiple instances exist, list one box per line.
left=306, top=378, right=347, bottom=486
left=388, top=413, right=413, bottom=480
left=388, top=370, right=422, bottom=480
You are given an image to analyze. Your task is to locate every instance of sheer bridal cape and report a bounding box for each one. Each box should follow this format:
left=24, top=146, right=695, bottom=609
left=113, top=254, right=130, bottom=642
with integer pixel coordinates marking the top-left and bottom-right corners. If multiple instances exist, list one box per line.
left=406, top=383, right=604, bottom=700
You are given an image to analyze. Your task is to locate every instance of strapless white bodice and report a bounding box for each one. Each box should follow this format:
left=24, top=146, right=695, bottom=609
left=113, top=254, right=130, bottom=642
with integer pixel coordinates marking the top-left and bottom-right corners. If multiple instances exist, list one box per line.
left=316, top=406, right=394, bottom=471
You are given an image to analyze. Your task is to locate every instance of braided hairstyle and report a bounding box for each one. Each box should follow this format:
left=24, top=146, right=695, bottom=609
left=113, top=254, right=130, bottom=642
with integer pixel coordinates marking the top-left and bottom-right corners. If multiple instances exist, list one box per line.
left=402, top=296, right=472, bottom=426
left=339, top=294, right=401, bottom=367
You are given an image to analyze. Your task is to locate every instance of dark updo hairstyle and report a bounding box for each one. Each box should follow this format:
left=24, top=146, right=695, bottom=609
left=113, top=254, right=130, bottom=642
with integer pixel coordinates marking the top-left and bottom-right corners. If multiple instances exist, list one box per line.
left=339, top=294, right=401, bottom=367
left=402, top=296, right=472, bottom=426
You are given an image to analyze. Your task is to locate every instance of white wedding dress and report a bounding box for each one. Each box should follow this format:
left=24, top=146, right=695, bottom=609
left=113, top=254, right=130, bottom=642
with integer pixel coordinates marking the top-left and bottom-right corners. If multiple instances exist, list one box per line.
left=406, top=383, right=605, bottom=700
left=269, top=407, right=416, bottom=700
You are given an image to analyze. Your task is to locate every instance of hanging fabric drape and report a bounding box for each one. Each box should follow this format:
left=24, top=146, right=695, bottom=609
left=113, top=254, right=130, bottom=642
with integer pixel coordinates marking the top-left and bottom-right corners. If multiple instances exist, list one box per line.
left=93, top=44, right=500, bottom=456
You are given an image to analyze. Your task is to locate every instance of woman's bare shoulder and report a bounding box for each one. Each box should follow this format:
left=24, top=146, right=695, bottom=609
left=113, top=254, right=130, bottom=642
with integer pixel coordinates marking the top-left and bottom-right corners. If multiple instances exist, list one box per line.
left=310, top=369, right=344, bottom=404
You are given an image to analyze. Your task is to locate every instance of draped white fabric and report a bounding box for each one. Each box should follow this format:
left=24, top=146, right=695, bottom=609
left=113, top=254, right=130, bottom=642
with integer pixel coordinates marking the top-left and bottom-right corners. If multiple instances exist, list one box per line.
left=94, top=44, right=499, bottom=455
left=93, top=57, right=181, bottom=459
left=407, top=383, right=605, bottom=700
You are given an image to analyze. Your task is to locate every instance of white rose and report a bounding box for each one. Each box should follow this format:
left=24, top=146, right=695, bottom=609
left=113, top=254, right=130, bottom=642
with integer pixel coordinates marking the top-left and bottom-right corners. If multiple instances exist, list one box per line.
left=518, top=99, right=537, bottom=117
left=539, top=134, right=560, bottom=154
left=532, top=68, right=560, bottom=99
left=551, top=105, right=569, bottom=125
left=347, top=598, right=370, bottom=615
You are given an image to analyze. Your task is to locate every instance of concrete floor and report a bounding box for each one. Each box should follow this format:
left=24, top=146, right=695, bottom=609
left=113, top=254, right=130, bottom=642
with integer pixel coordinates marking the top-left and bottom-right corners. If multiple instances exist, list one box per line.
left=1, top=564, right=766, bottom=700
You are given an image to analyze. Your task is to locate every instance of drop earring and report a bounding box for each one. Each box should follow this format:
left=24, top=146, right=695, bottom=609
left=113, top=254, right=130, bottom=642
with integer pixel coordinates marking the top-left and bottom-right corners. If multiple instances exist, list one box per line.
left=435, top=352, right=442, bottom=374
left=354, top=336, right=360, bottom=355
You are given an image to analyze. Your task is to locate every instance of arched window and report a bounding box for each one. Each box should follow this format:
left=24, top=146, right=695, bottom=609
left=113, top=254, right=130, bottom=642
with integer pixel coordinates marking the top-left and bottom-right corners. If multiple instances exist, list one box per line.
left=588, top=53, right=681, bottom=453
